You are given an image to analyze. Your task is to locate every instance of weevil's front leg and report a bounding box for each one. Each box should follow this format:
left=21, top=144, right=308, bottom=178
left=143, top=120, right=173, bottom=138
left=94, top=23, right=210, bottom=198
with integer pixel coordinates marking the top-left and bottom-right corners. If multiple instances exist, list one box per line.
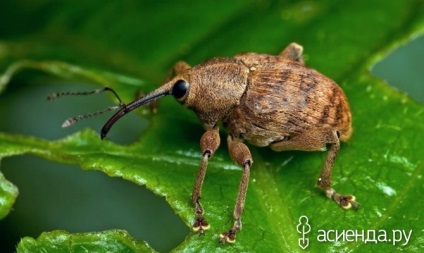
left=279, top=42, right=305, bottom=64
left=165, top=61, right=191, bottom=82
left=220, top=135, right=253, bottom=244
left=317, top=131, right=359, bottom=209
left=192, top=126, right=220, bottom=234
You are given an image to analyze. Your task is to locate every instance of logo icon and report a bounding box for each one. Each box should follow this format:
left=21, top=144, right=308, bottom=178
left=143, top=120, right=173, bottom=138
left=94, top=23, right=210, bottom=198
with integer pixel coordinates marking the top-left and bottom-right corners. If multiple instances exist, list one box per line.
left=297, top=215, right=311, bottom=249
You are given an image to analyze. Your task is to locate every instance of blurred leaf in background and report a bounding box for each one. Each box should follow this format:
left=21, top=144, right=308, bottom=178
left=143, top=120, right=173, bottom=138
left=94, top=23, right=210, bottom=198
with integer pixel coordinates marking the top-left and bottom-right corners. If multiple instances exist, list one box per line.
left=0, top=0, right=423, bottom=252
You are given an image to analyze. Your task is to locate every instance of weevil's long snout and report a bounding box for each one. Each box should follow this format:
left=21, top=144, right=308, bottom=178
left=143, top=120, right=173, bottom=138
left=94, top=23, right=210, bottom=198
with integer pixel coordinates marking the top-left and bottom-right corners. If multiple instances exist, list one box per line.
left=100, top=82, right=173, bottom=139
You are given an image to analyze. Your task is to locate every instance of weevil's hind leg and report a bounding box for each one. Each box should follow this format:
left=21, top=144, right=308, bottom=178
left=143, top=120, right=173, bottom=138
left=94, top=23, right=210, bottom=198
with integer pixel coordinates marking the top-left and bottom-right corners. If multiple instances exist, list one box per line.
left=220, top=135, right=252, bottom=244
left=165, top=61, right=192, bottom=82
left=318, top=131, right=359, bottom=209
left=191, top=126, right=220, bottom=235
left=279, top=42, right=305, bottom=64
left=271, top=129, right=358, bottom=209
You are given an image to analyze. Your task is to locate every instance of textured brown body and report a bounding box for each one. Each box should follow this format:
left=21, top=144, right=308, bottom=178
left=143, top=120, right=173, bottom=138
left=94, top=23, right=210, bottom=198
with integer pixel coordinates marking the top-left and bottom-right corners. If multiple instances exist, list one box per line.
left=225, top=53, right=352, bottom=149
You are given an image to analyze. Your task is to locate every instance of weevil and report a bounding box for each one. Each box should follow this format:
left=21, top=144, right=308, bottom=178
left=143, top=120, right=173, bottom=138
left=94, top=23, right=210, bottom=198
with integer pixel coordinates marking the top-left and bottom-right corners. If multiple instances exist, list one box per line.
left=50, top=42, right=358, bottom=244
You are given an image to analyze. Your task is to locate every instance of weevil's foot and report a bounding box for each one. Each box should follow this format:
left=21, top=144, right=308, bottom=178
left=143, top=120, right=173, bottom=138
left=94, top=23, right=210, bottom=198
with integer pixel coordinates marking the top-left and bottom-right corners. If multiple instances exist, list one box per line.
left=332, top=193, right=359, bottom=210
left=324, top=188, right=359, bottom=210
left=192, top=216, right=210, bottom=235
left=219, top=228, right=237, bottom=244
left=334, top=194, right=359, bottom=209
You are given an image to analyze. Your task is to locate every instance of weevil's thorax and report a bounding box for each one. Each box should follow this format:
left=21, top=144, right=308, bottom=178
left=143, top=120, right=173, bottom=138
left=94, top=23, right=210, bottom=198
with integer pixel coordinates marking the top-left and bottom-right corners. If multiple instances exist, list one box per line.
left=183, top=58, right=249, bottom=128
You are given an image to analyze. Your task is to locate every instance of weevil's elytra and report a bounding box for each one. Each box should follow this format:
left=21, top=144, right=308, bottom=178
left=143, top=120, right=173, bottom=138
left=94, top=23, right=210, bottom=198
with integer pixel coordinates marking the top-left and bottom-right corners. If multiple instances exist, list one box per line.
left=52, top=42, right=357, bottom=244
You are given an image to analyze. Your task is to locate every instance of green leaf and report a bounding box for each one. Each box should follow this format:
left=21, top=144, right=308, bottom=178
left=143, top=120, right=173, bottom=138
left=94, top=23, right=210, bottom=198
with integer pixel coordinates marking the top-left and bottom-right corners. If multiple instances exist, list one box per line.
left=0, top=170, right=18, bottom=220
left=1, top=0, right=424, bottom=252
left=17, top=230, right=156, bottom=253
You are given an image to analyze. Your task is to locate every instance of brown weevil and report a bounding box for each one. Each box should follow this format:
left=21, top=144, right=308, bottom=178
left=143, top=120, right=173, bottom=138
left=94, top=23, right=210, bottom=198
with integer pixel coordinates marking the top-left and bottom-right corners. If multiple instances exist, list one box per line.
left=50, top=42, right=358, bottom=244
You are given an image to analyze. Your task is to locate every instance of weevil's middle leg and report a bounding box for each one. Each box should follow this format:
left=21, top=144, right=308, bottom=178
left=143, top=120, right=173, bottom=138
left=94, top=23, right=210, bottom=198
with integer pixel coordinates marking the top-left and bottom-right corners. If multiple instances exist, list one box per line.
left=279, top=42, right=305, bottom=64
left=220, top=135, right=253, bottom=244
left=191, top=126, right=220, bottom=234
left=317, top=131, right=359, bottom=209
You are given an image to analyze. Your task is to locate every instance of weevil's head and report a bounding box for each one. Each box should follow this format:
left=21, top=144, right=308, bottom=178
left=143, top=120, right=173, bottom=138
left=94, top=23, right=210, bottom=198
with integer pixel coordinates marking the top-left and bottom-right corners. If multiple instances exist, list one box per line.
left=101, top=58, right=249, bottom=139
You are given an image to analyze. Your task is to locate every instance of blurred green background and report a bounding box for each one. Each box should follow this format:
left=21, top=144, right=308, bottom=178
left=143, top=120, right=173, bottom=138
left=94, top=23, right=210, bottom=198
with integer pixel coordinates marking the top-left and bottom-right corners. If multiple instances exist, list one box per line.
left=0, top=1, right=423, bottom=252
left=373, top=36, right=424, bottom=103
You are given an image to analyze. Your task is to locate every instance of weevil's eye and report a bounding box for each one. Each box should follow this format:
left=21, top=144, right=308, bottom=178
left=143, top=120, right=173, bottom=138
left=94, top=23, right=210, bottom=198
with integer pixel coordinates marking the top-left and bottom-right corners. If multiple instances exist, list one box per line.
left=172, top=79, right=189, bottom=100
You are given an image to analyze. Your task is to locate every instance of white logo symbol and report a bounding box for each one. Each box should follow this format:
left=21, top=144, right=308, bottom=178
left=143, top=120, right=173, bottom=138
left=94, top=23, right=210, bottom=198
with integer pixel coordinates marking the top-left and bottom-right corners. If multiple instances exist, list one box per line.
left=297, top=215, right=311, bottom=249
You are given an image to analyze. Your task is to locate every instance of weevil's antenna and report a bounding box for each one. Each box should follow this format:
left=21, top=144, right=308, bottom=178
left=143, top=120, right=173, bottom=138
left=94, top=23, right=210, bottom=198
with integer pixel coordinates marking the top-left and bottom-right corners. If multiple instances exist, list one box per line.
left=48, top=87, right=126, bottom=128
left=61, top=105, right=122, bottom=128
left=47, top=87, right=124, bottom=105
